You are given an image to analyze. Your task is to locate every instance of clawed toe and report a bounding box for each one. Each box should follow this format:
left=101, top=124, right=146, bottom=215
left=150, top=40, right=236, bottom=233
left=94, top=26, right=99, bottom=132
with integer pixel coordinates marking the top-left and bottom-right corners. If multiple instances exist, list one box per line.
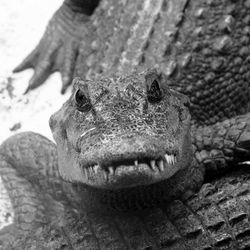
left=14, top=37, right=78, bottom=94
left=13, top=46, right=39, bottom=73
left=13, top=5, right=89, bottom=94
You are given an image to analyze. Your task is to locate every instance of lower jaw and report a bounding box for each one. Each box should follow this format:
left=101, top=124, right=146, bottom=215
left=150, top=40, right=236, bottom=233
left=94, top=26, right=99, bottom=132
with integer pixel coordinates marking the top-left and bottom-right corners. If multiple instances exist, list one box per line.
left=78, top=178, right=179, bottom=212
left=77, top=163, right=199, bottom=212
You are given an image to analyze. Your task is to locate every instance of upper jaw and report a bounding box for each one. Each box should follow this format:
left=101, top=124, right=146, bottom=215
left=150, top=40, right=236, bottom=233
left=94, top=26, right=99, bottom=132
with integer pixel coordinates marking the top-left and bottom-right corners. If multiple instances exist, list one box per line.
left=73, top=131, right=186, bottom=188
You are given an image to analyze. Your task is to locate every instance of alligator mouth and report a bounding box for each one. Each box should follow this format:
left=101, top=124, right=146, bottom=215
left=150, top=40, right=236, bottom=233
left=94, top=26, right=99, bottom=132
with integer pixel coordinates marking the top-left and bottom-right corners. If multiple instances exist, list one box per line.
left=80, top=152, right=180, bottom=188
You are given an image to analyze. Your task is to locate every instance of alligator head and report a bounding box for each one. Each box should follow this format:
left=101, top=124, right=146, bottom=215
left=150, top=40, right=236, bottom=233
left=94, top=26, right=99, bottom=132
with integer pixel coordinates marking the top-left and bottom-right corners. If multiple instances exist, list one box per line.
left=49, top=70, right=192, bottom=190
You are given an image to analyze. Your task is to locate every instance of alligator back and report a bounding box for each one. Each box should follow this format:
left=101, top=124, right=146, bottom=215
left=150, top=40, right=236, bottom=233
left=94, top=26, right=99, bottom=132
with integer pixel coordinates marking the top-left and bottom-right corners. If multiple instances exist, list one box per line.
left=8, top=169, right=250, bottom=250
left=77, top=0, right=250, bottom=125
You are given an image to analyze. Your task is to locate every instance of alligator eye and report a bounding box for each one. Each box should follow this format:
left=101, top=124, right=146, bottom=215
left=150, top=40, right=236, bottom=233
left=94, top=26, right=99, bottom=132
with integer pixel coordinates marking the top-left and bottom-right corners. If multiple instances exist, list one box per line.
left=74, top=89, right=92, bottom=112
left=147, top=79, right=163, bottom=103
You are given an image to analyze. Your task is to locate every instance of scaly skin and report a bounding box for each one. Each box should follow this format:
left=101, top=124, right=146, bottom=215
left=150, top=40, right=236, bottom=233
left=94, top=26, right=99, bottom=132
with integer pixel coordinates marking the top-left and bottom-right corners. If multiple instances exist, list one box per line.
left=1, top=70, right=250, bottom=249
left=9, top=169, right=250, bottom=250
left=49, top=72, right=193, bottom=189
left=2, top=0, right=250, bottom=248
left=14, top=0, right=250, bottom=126
left=0, top=133, right=80, bottom=247
left=13, top=0, right=100, bottom=93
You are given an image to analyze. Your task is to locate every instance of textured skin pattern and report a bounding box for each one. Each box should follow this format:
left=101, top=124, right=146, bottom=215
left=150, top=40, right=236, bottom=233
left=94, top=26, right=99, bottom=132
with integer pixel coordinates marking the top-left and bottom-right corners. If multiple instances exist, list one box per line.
left=0, top=73, right=249, bottom=248
left=3, top=0, right=250, bottom=248
left=192, top=114, right=250, bottom=177
left=15, top=0, right=250, bottom=125
left=49, top=73, right=194, bottom=189
left=0, top=133, right=80, bottom=248
left=13, top=1, right=99, bottom=93
left=7, top=169, right=250, bottom=250
left=77, top=0, right=250, bottom=126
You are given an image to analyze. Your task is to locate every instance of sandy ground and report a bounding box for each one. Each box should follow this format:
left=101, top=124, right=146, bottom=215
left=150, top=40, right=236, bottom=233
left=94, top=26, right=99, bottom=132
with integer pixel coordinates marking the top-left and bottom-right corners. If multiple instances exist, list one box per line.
left=0, top=0, right=70, bottom=230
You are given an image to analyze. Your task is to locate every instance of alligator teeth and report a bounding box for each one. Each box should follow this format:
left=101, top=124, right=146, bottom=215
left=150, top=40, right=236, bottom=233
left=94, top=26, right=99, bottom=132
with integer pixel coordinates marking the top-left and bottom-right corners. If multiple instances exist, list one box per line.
left=134, top=160, right=138, bottom=166
left=84, top=168, right=89, bottom=177
left=164, top=154, right=170, bottom=164
left=165, top=154, right=176, bottom=165
left=108, top=166, right=115, bottom=175
left=93, top=165, right=99, bottom=173
left=158, top=160, right=164, bottom=172
left=89, top=166, right=94, bottom=175
left=174, top=156, right=177, bottom=164
left=170, top=156, right=173, bottom=165
left=150, top=160, right=157, bottom=171
left=104, top=171, right=108, bottom=180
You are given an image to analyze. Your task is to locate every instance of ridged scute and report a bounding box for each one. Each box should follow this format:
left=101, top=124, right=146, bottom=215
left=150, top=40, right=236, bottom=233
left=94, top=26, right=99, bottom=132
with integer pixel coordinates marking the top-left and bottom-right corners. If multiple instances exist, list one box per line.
left=75, top=0, right=250, bottom=126
left=192, top=114, right=250, bottom=176
left=9, top=171, right=250, bottom=250
left=4, top=0, right=250, bottom=249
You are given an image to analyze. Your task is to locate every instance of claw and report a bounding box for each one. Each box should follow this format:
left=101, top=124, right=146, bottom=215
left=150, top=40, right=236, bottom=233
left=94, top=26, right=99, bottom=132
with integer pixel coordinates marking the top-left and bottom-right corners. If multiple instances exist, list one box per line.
left=23, top=85, right=31, bottom=95
left=24, top=68, right=51, bottom=94
left=24, top=41, right=61, bottom=93
left=13, top=46, right=39, bottom=73
left=13, top=4, right=87, bottom=94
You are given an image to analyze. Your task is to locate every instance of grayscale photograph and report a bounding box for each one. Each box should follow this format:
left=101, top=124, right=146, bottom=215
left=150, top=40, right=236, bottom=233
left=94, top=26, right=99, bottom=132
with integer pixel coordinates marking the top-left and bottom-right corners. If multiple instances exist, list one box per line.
left=0, top=0, right=250, bottom=249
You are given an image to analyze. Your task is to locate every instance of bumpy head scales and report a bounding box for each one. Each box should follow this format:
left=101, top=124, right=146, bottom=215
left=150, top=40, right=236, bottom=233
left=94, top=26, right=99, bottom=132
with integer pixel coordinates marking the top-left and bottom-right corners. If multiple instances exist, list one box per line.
left=49, top=70, right=192, bottom=189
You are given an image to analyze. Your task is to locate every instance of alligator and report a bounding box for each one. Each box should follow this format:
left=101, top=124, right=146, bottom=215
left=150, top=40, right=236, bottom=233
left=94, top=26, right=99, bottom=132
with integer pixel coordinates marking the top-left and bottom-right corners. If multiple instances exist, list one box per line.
left=0, top=70, right=249, bottom=249
left=13, top=0, right=250, bottom=125
left=0, top=0, right=250, bottom=249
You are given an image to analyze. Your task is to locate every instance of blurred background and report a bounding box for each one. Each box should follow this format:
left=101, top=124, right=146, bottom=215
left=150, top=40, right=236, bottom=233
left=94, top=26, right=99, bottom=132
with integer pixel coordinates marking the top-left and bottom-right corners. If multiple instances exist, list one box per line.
left=0, top=0, right=70, bottom=144
left=0, top=0, right=67, bottom=230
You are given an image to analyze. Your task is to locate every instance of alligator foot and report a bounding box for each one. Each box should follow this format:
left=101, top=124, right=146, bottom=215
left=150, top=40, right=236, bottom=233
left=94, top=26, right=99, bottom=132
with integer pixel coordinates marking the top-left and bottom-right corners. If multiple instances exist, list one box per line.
left=13, top=3, right=92, bottom=94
